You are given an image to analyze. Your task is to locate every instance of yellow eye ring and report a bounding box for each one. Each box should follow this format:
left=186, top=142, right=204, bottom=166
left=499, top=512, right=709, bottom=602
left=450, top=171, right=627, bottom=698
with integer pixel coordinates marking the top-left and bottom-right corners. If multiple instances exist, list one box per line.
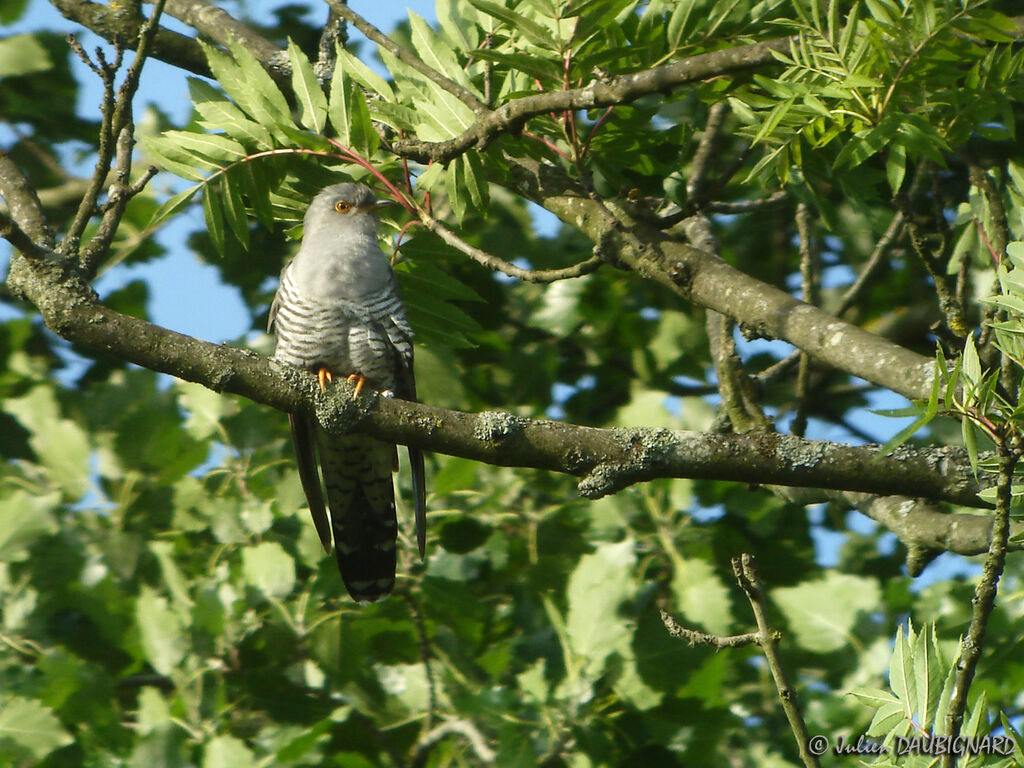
left=334, top=200, right=352, bottom=213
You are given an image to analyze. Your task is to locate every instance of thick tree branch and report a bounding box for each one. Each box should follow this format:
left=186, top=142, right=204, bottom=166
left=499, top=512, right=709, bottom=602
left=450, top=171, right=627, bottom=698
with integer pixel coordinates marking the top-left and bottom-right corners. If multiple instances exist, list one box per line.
left=49, top=0, right=211, bottom=76
left=2, top=250, right=994, bottom=514
left=389, top=38, right=791, bottom=163
left=505, top=156, right=937, bottom=401
left=162, top=0, right=282, bottom=65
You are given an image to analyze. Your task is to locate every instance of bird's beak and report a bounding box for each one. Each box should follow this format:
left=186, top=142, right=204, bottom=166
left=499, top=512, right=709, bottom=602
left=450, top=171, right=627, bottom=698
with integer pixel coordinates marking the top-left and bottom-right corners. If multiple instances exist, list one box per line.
left=365, top=198, right=400, bottom=212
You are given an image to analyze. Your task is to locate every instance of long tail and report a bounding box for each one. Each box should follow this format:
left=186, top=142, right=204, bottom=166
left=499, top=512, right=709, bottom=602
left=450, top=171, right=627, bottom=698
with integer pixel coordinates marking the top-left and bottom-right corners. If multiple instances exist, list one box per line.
left=316, top=430, right=398, bottom=602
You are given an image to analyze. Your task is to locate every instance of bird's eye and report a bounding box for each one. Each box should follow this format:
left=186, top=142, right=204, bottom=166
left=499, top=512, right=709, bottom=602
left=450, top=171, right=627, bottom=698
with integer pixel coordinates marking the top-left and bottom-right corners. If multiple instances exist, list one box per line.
left=334, top=200, right=352, bottom=213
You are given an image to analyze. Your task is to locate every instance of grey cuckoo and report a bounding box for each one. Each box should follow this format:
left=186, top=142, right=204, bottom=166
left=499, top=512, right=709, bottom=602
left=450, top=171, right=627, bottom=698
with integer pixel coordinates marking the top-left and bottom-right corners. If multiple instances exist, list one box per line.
left=269, top=182, right=426, bottom=602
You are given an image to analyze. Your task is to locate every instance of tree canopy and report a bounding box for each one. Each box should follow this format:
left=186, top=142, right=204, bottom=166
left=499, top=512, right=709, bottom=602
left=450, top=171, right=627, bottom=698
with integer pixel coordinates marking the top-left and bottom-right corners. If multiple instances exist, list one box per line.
left=2, top=0, right=1024, bottom=766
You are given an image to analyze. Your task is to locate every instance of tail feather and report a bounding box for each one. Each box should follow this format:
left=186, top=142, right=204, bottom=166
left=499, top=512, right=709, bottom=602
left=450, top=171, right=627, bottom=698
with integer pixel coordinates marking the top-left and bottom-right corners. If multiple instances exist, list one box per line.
left=318, top=432, right=397, bottom=602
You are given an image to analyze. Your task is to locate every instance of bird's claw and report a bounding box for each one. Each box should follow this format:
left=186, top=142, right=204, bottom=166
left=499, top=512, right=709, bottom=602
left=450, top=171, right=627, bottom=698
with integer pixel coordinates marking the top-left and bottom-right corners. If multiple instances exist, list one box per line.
left=317, top=367, right=333, bottom=393
left=346, top=372, right=366, bottom=399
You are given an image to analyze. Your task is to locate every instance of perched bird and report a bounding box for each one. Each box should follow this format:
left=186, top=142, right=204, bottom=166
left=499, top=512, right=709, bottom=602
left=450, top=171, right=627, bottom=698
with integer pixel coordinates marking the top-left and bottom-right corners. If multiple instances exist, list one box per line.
left=268, top=182, right=426, bottom=602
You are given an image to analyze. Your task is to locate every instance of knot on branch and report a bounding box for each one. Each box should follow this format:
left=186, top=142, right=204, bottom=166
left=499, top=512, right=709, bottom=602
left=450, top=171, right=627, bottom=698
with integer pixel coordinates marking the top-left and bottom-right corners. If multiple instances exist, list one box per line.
left=578, top=427, right=679, bottom=498
left=473, top=410, right=525, bottom=441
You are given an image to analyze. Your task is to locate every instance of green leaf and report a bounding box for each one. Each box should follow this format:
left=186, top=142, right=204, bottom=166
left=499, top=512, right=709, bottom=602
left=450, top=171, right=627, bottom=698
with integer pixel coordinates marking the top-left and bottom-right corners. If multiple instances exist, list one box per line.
left=446, top=159, right=467, bottom=224
left=0, top=696, right=73, bottom=761
left=0, top=490, right=59, bottom=561
left=915, top=624, right=945, bottom=731
left=888, top=624, right=916, bottom=712
left=200, top=40, right=293, bottom=141
left=771, top=572, right=880, bottom=653
left=667, top=0, right=700, bottom=49
left=962, top=415, right=979, bottom=476
left=147, top=185, right=202, bottom=231
left=670, top=556, right=733, bottom=635
left=149, top=541, right=194, bottom=610
left=221, top=170, right=251, bottom=249
left=462, top=152, right=490, bottom=213
left=203, top=735, right=255, bottom=768
left=189, top=78, right=272, bottom=146
left=242, top=542, right=296, bottom=598
left=962, top=333, right=982, bottom=386
left=288, top=38, right=328, bottom=134
left=238, top=160, right=275, bottom=229
left=136, top=587, right=187, bottom=676
left=467, top=0, right=558, bottom=50
left=334, top=44, right=395, bottom=102
left=408, top=11, right=481, bottom=97
left=0, top=33, right=51, bottom=77
left=565, top=539, right=636, bottom=674
left=471, top=48, right=562, bottom=84
left=140, top=135, right=211, bottom=182
left=886, top=141, right=906, bottom=193
left=329, top=64, right=377, bottom=157
left=225, top=37, right=292, bottom=124
left=2, top=386, right=91, bottom=499
left=203, top=181, right=226, bottom=256
left=877, top=409, right=934, bottom=456
left=177, top=380, right=239, bottom=440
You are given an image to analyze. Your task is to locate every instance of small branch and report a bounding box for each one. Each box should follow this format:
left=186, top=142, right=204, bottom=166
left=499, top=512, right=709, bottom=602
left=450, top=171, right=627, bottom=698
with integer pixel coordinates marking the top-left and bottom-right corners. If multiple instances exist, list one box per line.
left=792, top=203, right=819, bottom=438
left=833, top=210, right=904, bottom=317
left=704, top=192, right=790, bottom=214
left=0, top=149, right=53, bottom=248
left=660, top=609, right=761, bottom=648
left=390, top=38, right=792, bottom=163
left=895, top=181, right=967, bottom=338
left=1, top=214, right=58, bottom=260
left=687, top=102, right=729, bottom=204
left=327, top=1, right=488, bottom=114
left=412, top=720, right=496, bottom=765
left=706, top=309, right=770, bottom=433
left=732, top=554, right=820, bottom=768
left=421, top=215, right=605, bottom=283
left=941, top=448, right=1016, bottom=767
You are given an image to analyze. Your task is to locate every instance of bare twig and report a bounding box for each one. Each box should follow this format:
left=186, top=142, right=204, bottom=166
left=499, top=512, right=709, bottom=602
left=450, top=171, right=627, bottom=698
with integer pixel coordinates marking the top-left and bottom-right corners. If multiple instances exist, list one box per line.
left=704, top=191, right=790, bottom=214
left=421, top=215, right=605, bottom=283
left=687, top=102, right=730, bottom=204
left=660, top=609, right=761, bottom=648
left=733, top=554, right=820, bottom=768
left=941, top=448, right=1016, bottom=768
left=895, top=177, right=967, bottom=338
left=412, top=719, right=496, bottom=765
left=792, top=203, right=819, bottom=438
left=833, top=211, right=904, bottom=317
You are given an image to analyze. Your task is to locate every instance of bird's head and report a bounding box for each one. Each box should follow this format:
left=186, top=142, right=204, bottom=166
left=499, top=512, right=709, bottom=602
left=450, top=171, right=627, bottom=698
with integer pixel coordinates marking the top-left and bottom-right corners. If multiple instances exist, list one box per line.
left=303, top=182, right=397, bottom=242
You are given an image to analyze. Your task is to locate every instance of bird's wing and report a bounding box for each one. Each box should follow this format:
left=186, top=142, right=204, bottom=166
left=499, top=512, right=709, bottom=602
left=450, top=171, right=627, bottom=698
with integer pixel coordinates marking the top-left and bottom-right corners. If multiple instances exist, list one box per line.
left=380, top=309, right=427, bottom=559
left=267, top=260, right=293, bottom=333
left=289, top=414, right=332, bottom=553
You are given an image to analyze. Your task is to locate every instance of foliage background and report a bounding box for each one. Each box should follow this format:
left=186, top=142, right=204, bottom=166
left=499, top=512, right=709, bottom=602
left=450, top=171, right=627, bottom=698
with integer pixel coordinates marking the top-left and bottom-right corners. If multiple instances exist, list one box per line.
left=2, top=0, right=1024, bottom=766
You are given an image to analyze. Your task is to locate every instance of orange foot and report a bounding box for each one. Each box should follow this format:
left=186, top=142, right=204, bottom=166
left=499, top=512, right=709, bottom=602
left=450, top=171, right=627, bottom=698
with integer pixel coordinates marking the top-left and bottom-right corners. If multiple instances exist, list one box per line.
left=316, top=367, right=333, bottom=393
left=346, top=372, right=366, bottom=399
